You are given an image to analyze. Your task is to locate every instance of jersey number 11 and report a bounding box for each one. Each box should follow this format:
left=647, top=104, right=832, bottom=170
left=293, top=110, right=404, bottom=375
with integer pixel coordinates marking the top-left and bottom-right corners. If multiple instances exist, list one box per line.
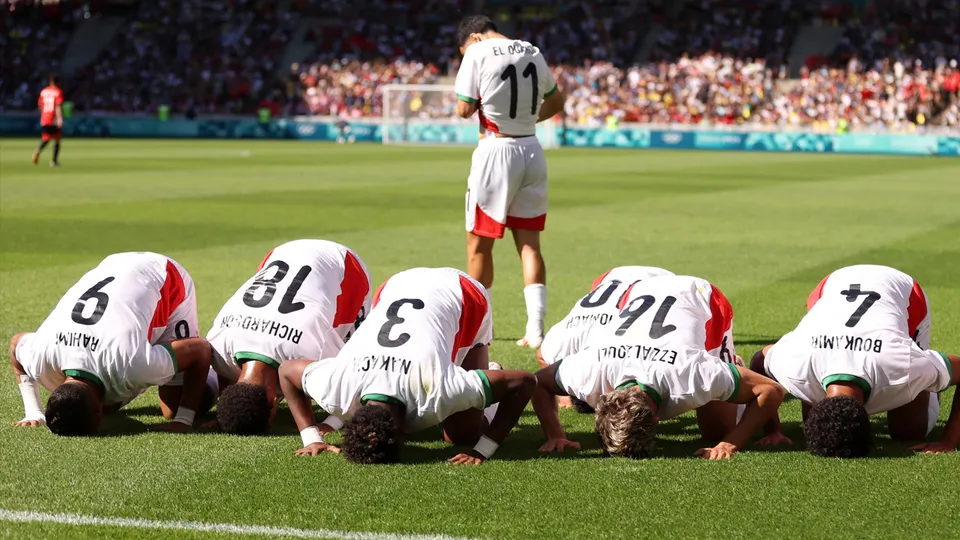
left=500, top=63, right=538, bottom=119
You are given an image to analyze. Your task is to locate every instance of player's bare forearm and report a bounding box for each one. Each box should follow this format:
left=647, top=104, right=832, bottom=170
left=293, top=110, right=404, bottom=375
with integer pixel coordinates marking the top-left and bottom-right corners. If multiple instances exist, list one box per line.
left=935, top=354, right=960, bottom=447
left=480, top=369, right=536, bottom=444
left=171, top=338, right=212, bottom=413
left=9, top=333, right=28, bottom=380
left=456, top=100, right=478, bottom=119
left=532, top=365, right=567, bottom=440
left=748, top=348, right=781, bottom=435
left=278, top=359, right=317, bottom=431
left=55, top=105, right=63, bottom=128
left=723, top=368, right=786, bottom=451
left=537, top=91, right=564, bottom=122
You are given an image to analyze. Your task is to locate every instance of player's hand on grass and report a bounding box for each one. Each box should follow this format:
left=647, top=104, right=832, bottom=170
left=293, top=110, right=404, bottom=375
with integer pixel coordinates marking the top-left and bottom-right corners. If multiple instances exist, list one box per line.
left=756, top=432, right=793, bottom=447
left=910, top=442, right=957, bottom=454
left=694, top=442, right=737, bottom=460
left=448, top=451, right=486, bottom=466
left=155, top=421, right=192, bottom=433
left=13, top=417, right=44, bottom=427
left=295, top=442, right=341, bottom=457
left=539, top=438, right=581, bottom=453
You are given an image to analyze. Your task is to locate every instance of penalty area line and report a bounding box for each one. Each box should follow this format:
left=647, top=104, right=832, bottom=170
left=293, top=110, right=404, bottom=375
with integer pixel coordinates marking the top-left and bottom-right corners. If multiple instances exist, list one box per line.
left=0, top=509, right=479, bottom=540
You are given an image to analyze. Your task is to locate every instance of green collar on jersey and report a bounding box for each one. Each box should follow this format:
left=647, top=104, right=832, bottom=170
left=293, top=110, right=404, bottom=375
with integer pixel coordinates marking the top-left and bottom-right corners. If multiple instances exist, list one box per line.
left=63, top=369, right=105, bottom=393
left=822, top=374, right=872, bottom=402
left=361, top=394, right=406, bottom=410
left=235, top=351, right=280, bottom=370
left=616, top=381, right=662, bottom=406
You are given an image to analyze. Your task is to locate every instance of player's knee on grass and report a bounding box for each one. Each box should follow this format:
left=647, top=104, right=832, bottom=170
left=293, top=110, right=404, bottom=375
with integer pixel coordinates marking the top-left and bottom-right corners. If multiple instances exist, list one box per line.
left=217, top=383, right=271, bottom=435
left=804, top=396, right=873, bottom=458
left=595, top=389, right=657, bottom=459
left=442, top=408, right=486, bottom=445
left=342, top=404, right=401, bottom=464
left=46, top=383, right=101, bottom=436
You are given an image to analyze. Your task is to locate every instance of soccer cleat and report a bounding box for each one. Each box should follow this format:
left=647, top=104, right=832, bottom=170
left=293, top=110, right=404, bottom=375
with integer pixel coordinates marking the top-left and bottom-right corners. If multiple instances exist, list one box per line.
left=516, top=335, right=543, bottom=349
left=488, top=361, right=502, bottom=371
left=50, top=161, right=59, bottom=167
left=32, top=151, right=39, bottom=165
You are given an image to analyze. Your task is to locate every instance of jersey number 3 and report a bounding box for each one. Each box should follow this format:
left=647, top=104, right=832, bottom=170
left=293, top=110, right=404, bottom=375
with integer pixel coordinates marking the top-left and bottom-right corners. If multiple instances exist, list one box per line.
left=500, top=63, right=538, bottom=119
left=243, top=261, right=310, bottom=314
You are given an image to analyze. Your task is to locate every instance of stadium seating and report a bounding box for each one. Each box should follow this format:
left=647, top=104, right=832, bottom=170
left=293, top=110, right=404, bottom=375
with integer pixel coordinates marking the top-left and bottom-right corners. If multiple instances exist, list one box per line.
left=3, top=0, right=957, bottom=130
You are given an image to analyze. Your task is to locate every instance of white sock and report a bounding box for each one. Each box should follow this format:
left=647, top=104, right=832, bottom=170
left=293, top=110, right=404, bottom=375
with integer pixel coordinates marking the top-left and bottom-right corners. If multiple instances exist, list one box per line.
left=483, top=402, right=500, bottom=424
left=523, top=284, right=546, bottom=337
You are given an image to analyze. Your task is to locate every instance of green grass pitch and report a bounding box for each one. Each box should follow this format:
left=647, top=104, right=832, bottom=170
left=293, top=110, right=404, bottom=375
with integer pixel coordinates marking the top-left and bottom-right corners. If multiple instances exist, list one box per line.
left=1, top=138, right=959, bottom=539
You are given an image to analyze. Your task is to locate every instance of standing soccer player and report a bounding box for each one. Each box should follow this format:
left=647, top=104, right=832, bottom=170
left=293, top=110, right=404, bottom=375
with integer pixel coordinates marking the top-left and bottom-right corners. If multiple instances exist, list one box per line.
left=454, top=15, right=565, bottom=348
left=33, top=74, right=64, bottom=167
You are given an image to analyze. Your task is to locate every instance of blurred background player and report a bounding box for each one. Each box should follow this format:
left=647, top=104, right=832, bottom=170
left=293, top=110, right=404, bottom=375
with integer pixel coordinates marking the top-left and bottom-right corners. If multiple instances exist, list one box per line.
left=32, top=74, right=63, bottom=167
left=538, top=266, right=675, bottom=410
left=454, top=15, right=566, bottom=349
left=277, top=267, right=534, bottom=464
left=751, top=264, right=960, bottom=457
left=532, top=275, right=776, bottom=459
left=9, top=252, right=214, bottom=435
left=206, top=239, right=371, bottom=435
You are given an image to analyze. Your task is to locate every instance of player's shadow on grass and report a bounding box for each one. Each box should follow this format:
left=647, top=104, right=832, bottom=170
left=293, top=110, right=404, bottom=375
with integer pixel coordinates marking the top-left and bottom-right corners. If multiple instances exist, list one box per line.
left=95, top=410, right=153, bottom=437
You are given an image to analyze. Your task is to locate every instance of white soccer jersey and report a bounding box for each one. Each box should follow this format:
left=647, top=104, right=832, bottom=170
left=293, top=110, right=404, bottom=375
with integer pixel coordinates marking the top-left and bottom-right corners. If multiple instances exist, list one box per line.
left=604, top=275, right=737, bottom=362
left=15, top=252, right=197, bottom=404
left=555, top=275, right=742, bottom=420
left=301, top=267, right=494, bottom=432
left=766, top=265, right=949, bottom=415
left=540, top=266, right=675, bottom=365
left=455, top=38, right=558, bottom=137
left=206, top=240, right=371, bottom=380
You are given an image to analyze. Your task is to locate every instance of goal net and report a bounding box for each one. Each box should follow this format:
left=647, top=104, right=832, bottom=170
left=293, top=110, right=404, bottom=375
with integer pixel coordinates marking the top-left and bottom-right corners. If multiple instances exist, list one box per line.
left=380, top=84, right=559, bottom=147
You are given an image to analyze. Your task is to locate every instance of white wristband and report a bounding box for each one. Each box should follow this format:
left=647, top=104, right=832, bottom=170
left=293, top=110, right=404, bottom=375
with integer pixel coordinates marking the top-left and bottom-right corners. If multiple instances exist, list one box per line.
left=322, top=416, right=344, bottom=431
left=473, top=435, right=499, bottom=459
left=18, top=377, right=45, bottom=422
left=173, top=407, right=196, bottom=426
left=301, top=426, right=324, bottom=446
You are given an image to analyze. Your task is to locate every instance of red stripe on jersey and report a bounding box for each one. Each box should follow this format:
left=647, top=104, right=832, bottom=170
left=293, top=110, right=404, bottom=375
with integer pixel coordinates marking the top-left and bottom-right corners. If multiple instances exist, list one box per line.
left=452, top=275, right=488, bottom=362
left=618, top=282, right=639, bottom=310
left=478, top=101, right=500, bottom=134
left=149, top=261, right=187, bottom=334
left=333, top=251, right=370, bottom=326
left=372, top=279, right=389, bottom=308
left=806, top=274, right=831, bottom=312
left=906, top=279, right=928, bottom=337
left=256, top=249, right=275, bottom=271
left=705, top=284, right=734, bottom=352
left=591, top=270, right=613, bottom=290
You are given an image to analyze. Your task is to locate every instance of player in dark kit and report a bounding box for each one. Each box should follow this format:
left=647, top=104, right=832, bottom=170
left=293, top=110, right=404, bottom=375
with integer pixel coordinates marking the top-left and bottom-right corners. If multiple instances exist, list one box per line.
left=33, top=74, right=64, bottom=167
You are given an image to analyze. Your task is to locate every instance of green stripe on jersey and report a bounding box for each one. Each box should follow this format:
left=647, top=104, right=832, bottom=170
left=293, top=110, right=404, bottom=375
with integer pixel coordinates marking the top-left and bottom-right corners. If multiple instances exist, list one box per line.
left=822, top=374, right=872, bottom=401
left=235, top=351, right=280, bottom=370
left=456, top=94, right=479, bottom=104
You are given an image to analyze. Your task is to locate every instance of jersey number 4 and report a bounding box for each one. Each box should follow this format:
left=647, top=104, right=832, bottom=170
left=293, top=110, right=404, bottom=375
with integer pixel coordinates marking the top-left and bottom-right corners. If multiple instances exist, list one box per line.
left=500, top=63, right=538, bottom=119
left=243, top=261, right=310, bottom=314
left=840, top=284, right=881, bottom=328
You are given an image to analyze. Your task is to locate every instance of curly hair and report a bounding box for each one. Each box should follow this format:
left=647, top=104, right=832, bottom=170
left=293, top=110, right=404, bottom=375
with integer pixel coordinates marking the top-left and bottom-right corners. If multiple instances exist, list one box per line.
left=804, top=396, right=873, bottom=458
left=572, top=397, right=596, bottom=414
left=46, top=383, right=99, bottom=436
left=594, top=388, right=657, bottom=459
left=217, top=383, right=271, bottom=435
left=341, top=404, right=401, bottom=464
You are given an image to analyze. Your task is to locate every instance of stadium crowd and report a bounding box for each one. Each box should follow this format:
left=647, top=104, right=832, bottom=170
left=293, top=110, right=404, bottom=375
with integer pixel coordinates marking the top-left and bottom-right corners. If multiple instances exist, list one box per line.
left=2, top=0, right=958, bottom=129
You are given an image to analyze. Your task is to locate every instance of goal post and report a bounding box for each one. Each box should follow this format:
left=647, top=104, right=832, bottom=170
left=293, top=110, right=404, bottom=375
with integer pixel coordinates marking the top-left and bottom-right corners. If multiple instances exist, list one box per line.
left=380, top=83, right=559, bottom=147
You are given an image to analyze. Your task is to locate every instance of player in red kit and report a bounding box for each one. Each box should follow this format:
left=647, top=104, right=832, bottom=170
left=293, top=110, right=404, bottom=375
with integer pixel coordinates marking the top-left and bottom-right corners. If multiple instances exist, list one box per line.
left=33, top=74, right=64, bottom=167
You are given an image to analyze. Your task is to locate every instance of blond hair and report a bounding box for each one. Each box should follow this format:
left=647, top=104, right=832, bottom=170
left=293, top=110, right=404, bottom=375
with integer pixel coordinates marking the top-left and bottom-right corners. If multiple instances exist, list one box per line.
left=595, top=388, right=657, bottom=459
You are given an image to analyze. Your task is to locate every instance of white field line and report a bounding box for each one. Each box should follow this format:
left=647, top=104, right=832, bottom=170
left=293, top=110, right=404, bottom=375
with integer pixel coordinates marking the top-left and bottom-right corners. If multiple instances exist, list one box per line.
left=0, top=509, right=479, bottom=540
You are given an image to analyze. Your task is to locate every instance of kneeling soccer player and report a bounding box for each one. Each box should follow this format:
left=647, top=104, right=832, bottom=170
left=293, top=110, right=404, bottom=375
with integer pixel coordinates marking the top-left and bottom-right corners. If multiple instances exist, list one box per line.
left=752, top=264, right=960, bottom=457
left=533, top=275, right=784, bottom=459
left=207, top=239, right=371, bottom=435
left=278, top=267, right=536, bottom=464
left=10, top=252, right=214, bottom=435
left=538, top=266, right=675, bottom=410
